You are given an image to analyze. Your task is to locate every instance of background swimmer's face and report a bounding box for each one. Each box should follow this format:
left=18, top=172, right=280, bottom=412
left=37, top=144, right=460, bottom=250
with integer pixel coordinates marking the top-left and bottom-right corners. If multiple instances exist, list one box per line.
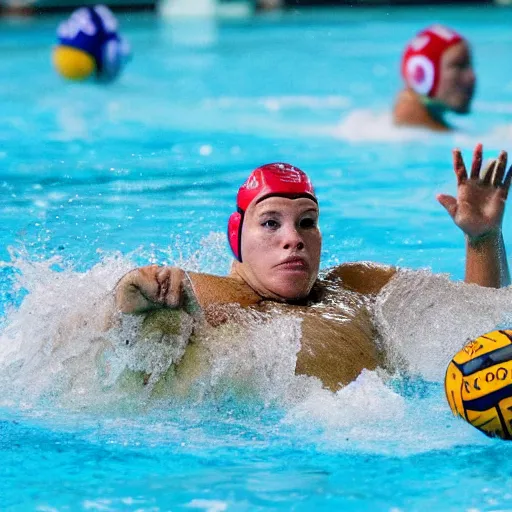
left=240, top=196, right=321, bottom=300
left=435, top=41, right=476, bottom=114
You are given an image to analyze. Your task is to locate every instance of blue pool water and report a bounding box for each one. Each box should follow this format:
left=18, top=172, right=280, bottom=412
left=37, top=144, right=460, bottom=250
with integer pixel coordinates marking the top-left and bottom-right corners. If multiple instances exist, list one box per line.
left=3, top=5, right=512, bottom=510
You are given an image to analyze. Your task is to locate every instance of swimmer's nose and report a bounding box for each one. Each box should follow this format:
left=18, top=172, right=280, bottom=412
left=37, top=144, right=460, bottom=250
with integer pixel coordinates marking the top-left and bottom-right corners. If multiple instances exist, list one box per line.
left=282, top=225, right=305, bottom=251
left=283, top=240, right=305, bottom=251
left=465, top=69, right=476, bottom=89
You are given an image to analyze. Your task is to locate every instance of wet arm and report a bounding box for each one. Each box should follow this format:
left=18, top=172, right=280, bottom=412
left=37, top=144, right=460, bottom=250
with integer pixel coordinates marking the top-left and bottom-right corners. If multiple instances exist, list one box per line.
left=465, top=232, right=510, bottom=288
left=438, top=145, right=512, bottom=289
left=114, top=266, right=186, bottom=315
left=115, top=279, right=158, bottom=314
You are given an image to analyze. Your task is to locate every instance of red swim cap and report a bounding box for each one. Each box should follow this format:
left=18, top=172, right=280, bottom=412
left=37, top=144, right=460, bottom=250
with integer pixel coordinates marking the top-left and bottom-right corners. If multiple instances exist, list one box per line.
left=227, top=163, right=316, bottom=262
left=401, top=25, right=464, bottom=97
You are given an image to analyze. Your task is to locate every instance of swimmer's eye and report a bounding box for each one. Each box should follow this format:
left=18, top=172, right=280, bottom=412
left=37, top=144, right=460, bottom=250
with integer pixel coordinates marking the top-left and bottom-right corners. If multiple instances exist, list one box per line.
left=262, top=219, right=279, bottom=229
left=299, top=217, right=317, bottom=229
left=452, top=60, right=471, bottom=70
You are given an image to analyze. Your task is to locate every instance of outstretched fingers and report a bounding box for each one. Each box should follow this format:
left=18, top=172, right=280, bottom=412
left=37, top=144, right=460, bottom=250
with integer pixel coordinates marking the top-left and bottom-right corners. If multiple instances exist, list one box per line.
left=437, top=193, right=458, bottom=218
left=469, top=143, right=483, bottom=179
left=502, top=164, right=512, bottom=198
left=480, top=159, right=496, bottom=185
left=491, top=150, right=508, bottom=187
left=453, top=148, right=468, bottom=185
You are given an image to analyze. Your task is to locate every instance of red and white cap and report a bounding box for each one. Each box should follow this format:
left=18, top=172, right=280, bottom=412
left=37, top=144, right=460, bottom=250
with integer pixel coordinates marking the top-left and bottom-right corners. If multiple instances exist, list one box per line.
left=236, top=163, right=316, bottom=211
left=227, top=163, right=316, bottom=262
left=401, top=25, right=464, bottom=97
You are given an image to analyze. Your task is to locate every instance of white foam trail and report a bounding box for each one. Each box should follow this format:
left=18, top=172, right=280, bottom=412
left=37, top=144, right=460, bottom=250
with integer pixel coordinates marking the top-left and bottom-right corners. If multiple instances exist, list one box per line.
left=306, top=107, right=509, bottom=148
left=375, top=269, right=512, bottom=382
left=284, top=369, right=404, bottom=428
left=331, top=110, right=440, bottom=143
left=282, top=369, right=490, bottom=456
left=331, top=107, right=512, bottom=150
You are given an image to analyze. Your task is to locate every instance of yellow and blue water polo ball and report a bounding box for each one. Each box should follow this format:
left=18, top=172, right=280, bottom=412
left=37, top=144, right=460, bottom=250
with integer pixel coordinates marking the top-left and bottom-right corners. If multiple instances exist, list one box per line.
left=445, top=329, right=512, bottom=439
left=53, top=45, right=96, bottom=81
left=53, top=5, right=130, bottom=82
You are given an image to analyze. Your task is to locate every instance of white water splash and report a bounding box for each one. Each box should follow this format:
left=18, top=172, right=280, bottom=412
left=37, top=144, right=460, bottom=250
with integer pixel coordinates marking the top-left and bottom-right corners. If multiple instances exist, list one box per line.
left=331, top=109, right=440, bottom=143
left=282, top=368, right=490, bottom=456
left=375, top=269, right=512, bottom=382
left=284, top=369, right=404, bottom=428
left=0, top=247, right=133, bottom=407
left=1, top=244, right=509, bottom=454
left=0, top=243, right=303, bottom=409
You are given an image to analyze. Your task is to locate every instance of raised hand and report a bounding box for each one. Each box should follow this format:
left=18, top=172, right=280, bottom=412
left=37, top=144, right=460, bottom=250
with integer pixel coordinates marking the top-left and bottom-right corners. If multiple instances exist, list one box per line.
left=437, top=144, right=512, bottom=241
left=115, top=265, right=185, bottom=314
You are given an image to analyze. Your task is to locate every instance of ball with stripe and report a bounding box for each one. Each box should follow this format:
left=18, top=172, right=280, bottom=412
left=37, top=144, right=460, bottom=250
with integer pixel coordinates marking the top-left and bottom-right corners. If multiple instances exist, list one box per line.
left=445, top=329, right=512, bottom=439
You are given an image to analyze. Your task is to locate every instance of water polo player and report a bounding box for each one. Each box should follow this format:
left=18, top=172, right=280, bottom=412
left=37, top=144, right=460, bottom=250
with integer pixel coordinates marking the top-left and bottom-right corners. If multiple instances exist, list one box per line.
left=393, top=24, right=476, bottom=131
left=53, top=5, right=131, bottom=83
left=114, top=145, right=510, bottom=392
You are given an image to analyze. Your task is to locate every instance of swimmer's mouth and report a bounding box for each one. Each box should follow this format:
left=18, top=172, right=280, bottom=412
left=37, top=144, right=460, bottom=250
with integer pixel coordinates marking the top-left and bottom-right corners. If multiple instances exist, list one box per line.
left=462, top=86, right=475, bottom=99
left=276, top=257, right=308, bottom=271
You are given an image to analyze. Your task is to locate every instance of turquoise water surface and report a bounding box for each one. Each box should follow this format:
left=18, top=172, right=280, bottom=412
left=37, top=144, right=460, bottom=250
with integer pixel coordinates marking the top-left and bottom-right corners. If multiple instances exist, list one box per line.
left=3, top=5, right=512, bottom=511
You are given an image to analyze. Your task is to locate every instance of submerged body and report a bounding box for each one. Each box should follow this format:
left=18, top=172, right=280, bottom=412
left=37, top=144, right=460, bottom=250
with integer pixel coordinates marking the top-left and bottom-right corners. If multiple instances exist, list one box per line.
left=110, top=262, right=395, bottom=395
left=176, top=262, right=396, bottom=392
left=113, top=147, right=511, bottom=395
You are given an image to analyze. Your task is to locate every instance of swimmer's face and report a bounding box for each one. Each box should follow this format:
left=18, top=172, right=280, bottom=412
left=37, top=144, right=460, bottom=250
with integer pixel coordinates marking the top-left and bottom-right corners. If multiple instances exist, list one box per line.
left=436, top=41, right=476, bottom=114
left=240, top=196, right=321, bottom=301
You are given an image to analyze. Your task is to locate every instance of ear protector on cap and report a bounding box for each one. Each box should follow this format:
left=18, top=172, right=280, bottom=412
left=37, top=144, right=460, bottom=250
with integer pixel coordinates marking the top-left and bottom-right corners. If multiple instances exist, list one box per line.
left=227, top=210, right=243, bottom=262
left=227, top=163, right=316, bottom=262
left=401, top=24, right=463, bottom=98
left=405, top=54, right=435, bottom=96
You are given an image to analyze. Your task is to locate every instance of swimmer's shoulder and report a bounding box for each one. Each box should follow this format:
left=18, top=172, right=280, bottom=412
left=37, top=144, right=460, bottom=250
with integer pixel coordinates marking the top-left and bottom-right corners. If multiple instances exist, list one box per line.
left=393, top=89, right=450, bottom=132
left=323, top=261, right=397, bottom=295
left=187, top=271, right=262, bottom=309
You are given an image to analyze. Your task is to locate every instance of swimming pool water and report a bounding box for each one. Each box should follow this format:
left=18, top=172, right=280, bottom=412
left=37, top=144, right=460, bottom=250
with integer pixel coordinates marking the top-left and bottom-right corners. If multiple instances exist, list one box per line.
left=3, top=5, right=512, bottom=511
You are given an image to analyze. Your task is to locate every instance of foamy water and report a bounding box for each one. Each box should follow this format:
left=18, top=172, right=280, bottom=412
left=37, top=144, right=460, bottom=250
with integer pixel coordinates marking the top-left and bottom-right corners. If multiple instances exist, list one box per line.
left=1, top=238, right=509, bottom=457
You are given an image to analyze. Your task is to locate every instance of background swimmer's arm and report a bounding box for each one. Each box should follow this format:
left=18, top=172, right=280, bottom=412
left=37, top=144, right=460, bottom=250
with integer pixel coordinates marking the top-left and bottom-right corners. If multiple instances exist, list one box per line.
left=114, top=265, right=187, bottom=314
left=437, top=144, right=512, bottom=288
left=324, top=262, right=397, bottom=295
